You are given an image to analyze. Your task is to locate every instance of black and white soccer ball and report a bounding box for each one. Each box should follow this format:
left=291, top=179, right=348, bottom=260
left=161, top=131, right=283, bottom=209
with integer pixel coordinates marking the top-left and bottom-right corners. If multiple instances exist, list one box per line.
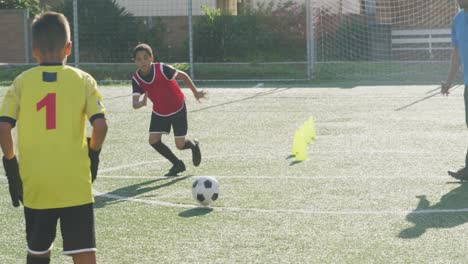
left=192, top=176, right=219, bottom=206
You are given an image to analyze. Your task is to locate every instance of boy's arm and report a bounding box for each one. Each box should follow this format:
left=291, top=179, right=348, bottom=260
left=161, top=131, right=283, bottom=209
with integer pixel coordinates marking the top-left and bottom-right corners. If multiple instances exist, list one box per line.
left=0, top=84, right=19, bottom=158
left=132, top=77, right=147, bottom=109
left=87, top=117, right=107, bottom=183
left=175, top=70, right=207, bottom=101
left=442, top=47, right=460, bottom=95
left=132, top=93, right=147, bottom=109
left=0, top=84, right=23, bottom=207
left=0, top=122, right=22, bottom=207
left=84, top=75, right=107, bottom=182
left=89, top=117, right=108, bottom=151
left=0, top=122, right=15, bottom=159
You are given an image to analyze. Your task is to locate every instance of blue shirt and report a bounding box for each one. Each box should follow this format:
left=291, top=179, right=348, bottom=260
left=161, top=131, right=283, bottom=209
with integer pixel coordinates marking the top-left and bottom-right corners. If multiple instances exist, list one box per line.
left=452, top=10, right=468, bottom=85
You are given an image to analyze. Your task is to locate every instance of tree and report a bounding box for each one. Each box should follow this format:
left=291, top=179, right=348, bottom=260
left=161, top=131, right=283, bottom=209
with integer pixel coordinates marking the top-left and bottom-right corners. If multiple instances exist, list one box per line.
left=58, top=0, right=161, bottom=63
left=0, top=0, right=41, bottom=17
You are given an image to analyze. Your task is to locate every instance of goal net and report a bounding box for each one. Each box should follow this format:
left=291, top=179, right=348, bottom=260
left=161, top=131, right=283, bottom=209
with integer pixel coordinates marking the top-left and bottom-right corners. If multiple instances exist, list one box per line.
left=312, top=0, right=461, bottom=82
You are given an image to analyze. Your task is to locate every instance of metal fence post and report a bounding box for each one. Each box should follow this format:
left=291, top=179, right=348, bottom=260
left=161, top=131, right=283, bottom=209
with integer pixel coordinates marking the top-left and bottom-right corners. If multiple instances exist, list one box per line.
left=306, top=0, right=314, bottom=80
left=188, top=0, right=194, bottom=79
left=23, top=8, right=30, bottom=63
left=73, top=0, right=79, bottom=67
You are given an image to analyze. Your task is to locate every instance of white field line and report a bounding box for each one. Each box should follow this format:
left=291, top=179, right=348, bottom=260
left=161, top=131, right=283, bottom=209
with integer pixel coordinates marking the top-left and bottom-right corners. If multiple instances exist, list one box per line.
left=0, top=174, right=450, bottom=182
left=94, top=190, right=197, bottom=209
left=99, top=150, right=444, bottom=173
left=99, top=161, right=161, bottom=173
left=92, top=190, right=468, bottom=215
left=0, top=178, right=461, bottom=215
left=156, top=190, right=187, bottom=200
left=253, top=83, right=264, bottom=88
left=99, top=153, right=256, bottom=172
left=97, top=175, right=449, bottom=180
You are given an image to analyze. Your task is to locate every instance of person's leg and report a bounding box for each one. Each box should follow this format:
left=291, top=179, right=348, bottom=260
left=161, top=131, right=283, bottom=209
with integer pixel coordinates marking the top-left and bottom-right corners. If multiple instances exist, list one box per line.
left=60, top=203, right=96, bottom=264
left=174, top=136, right=201, bottom=167
left=150, top=133, right=181, bottom=165
left=72, top=252, right=96, bottom=264
left=148, top=112, right=183, bottom=168
left=448, top=85, right=468, bottom=180
left=24, top=207, right=58, bottom=264
left=27, top=254, right=51, bottom=264
left=149, top=133, right=162, bottom=145
left=173, top=104, right=201, bottom=166
left=465, top=85, right=468, bottom=168
left=175, top=136, right=188, bottom=150
left=465, top=85, right=468, bottom=128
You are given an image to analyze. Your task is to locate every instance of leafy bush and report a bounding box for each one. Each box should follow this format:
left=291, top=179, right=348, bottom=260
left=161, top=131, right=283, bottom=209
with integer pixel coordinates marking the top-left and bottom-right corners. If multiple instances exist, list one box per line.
left=193, top=1, right=306, bottom=62
left=0, top=0, right=41, bottom=17
left=58, top=0, right=167, bottom=63
left=58, top=0, right=136, bottom=62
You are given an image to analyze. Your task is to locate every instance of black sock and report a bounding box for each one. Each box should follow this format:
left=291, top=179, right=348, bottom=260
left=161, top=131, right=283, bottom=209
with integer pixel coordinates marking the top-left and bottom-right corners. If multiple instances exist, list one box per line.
left=151, top=141, right=180, bottom=164
left=182, top=139, right=195, bottom=150
left=27, top=255, right=51, bottom=264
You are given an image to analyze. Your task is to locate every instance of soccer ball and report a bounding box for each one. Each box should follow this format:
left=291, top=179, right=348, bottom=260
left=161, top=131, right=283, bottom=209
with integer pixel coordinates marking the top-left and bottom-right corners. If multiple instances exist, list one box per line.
left=192, top=176, right=219, bottom=206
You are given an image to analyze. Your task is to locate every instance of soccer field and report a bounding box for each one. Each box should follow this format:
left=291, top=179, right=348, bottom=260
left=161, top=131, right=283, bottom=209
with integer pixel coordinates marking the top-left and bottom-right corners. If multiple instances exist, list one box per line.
left=1, top=83, right=468, bottom=263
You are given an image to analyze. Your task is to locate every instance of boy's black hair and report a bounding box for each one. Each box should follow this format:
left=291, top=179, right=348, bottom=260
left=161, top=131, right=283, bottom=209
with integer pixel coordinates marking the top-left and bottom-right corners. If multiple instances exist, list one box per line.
left=32, top=12, right=70, bottom=56
left=133, top=43, right=153, bottom=59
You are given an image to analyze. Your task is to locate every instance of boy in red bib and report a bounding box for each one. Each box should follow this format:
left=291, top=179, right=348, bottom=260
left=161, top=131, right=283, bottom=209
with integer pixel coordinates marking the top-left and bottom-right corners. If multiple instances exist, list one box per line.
left=132, top=43, right=206, bottom=176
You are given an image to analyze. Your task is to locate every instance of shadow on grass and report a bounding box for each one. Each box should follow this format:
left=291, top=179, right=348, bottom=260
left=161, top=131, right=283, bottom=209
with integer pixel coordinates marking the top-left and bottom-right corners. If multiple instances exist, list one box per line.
left=178, top=207, right=214, bottom=218
left=286, top=154, right=303, bottom=166
left=190, top=87, right=291, bottom=113
left=286, top=154, right=304, bottom=166
left=394, top=85, right=461, bottom=111
left=289, top=160, right=303, bottom=166
left=399, top=182, right=468, bottom=239
left=94, top=175, right=191, bottom=209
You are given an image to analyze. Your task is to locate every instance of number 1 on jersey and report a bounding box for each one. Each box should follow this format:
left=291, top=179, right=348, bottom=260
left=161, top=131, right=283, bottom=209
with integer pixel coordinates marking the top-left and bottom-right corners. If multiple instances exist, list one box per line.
left=37, top=93, right=56, bottom=130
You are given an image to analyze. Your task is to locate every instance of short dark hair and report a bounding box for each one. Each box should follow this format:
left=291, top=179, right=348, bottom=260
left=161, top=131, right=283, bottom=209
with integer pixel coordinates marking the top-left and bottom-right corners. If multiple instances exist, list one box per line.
left=32, top=12, right=70, bottom=56
left=133, top=43, right=153, bottom=59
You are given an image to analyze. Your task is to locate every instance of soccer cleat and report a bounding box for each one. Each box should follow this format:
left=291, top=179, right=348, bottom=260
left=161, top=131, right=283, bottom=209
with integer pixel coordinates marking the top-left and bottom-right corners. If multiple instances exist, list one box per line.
left=165, top=160, right=186, bottom=176
left=448, top=167, right=468, bottom=181
left=192, top=140, right=201, bottom=167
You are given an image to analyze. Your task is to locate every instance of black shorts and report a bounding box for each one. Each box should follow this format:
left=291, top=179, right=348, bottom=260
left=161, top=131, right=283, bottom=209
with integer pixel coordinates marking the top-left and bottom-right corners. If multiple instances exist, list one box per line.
left=24, top=203, right=96, bottom=255
left=149, top=103, right=188, bottom=137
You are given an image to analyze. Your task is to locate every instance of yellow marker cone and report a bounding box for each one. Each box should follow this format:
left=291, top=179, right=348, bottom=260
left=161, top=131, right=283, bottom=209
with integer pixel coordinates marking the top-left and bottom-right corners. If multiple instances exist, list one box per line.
left=295, top=130, right=307, bottom=161
left=291, top=130, right=301, bottom=155
left=301, top=123, right=312, bottom=144
left=307, top=117, right=316, bottom=140
left=292, top=129, right=307, bottom=155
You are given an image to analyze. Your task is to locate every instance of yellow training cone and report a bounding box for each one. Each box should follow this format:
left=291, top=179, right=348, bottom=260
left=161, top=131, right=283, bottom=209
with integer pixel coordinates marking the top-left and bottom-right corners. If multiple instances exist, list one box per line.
left=307, top=117, right=316, bottom=140
left=291, top=130, right=301, bottom=155
left=295, top=130, right=307, bottom=161
left=292, top=129, right=307, bottom=155
left=301, top=123, right=312, bottom=144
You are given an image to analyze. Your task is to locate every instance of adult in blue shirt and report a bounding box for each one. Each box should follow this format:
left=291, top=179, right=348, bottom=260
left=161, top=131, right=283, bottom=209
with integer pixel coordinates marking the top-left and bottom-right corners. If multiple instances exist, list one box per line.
left=442, top=0, right=468, bottom=180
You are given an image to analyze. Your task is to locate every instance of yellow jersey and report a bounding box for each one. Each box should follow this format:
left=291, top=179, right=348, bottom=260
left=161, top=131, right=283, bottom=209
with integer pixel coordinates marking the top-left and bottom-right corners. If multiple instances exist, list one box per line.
left=0, top=64, right=105, bottom=209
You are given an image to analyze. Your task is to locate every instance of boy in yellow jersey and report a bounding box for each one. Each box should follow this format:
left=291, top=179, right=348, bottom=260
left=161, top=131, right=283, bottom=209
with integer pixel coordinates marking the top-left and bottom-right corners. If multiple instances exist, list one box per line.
left=0, top=12, right=107, bottom=264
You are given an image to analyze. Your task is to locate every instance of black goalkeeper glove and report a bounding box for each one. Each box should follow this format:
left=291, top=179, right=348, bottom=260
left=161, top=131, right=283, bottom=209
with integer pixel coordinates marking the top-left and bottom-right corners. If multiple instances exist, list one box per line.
left=2, top=156, right=23, bottom=207
left=87, top=137, right=101, bottom=183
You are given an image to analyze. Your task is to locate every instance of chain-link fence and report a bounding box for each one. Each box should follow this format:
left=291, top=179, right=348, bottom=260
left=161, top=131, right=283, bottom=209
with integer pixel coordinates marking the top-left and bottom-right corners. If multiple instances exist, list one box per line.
left=0, top=0, right=311, bottom=82
left=0, top=0, right=461, bottom=83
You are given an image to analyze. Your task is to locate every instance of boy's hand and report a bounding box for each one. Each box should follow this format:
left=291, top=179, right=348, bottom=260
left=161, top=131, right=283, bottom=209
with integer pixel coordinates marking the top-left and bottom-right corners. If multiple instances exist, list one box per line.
left=441, top=81, right=452, bottom=96
left=2, top=156, right=23, bottom=207
left=87, top=137, right=101, bottom=183
left=142, top=92, right=148, bottom=106
left=193, top=89, right=207, bottom=102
